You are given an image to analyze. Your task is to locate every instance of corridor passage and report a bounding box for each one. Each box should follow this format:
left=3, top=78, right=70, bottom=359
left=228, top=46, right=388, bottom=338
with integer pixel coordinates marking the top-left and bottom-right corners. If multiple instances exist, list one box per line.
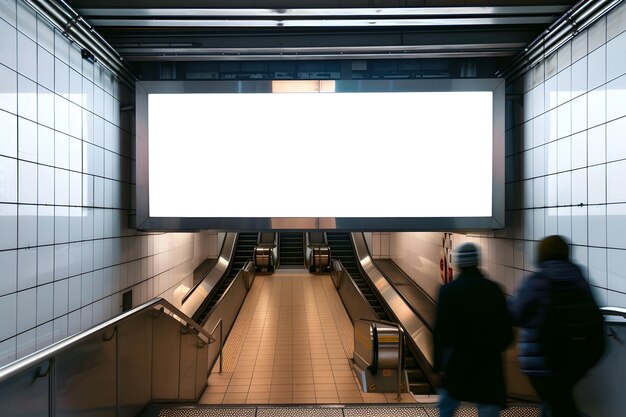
left=199, top=269, right=417, bottom=404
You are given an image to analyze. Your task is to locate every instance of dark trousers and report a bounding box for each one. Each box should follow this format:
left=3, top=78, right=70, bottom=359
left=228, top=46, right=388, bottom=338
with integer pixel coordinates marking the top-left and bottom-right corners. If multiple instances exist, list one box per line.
left=529, top=375, right=581, bottom=417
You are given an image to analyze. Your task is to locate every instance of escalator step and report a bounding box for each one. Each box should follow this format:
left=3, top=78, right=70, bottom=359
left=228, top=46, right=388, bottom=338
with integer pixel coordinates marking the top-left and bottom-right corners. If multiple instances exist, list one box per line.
left=409, top=382, right=431, bottom=395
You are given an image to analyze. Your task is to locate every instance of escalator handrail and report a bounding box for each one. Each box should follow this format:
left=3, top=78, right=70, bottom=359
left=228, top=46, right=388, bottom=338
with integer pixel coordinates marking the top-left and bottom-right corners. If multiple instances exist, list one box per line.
left=601, top=307, right=626, bottom=320
left=207, top=260, right=255, bottom=320
left=181, top=232, right=237, bottom=312
left=371, top=260, right=436, bottom=332
left=331, top=259, right=378, bottom=318
left=329, top=233, right=388, bottom=315
left=0, top=297, right=213, bottom=384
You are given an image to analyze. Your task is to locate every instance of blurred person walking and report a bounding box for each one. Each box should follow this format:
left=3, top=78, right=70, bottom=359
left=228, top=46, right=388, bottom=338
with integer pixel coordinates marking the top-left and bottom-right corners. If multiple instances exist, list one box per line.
left=434, top=242, right=513, bottom=417
left=509, top=235, right=605, bottom=417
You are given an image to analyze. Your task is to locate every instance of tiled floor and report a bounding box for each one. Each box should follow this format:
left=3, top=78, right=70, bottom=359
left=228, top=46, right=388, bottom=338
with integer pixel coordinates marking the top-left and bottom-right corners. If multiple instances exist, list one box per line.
left=199, top=269, right=416, bottom=405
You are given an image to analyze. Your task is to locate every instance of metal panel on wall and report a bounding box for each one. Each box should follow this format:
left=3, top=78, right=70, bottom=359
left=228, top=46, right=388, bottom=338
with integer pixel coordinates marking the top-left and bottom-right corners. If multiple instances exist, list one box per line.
left=203, top=272, right=249, bottom=371
left=118, top=311, right=153, bottom=417
left=179, top=331, right=200, bottom=400
left=55, top=332, right=117, bottom=417
left=152, top=314, right=182, bottom=400
left=0, top=364, right=49, bottom=417
left=195, top=339, right=209, bottom=399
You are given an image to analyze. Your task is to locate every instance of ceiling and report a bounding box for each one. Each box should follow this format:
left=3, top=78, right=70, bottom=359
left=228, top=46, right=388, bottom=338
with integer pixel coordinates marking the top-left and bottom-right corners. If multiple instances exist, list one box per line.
left=65, top=0, right=577, bottom=69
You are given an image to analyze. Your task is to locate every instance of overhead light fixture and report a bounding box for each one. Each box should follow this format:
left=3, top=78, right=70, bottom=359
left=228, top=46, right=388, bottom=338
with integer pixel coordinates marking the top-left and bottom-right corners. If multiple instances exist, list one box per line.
left=81, top=48, right=96, bottom=63
left=79, top=6, right=569, bottom=18
left=87, top=16, right=556, bottom=28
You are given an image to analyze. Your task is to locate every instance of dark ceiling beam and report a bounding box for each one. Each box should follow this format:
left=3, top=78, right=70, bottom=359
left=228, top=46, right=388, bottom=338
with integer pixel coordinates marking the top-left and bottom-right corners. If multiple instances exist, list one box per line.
left=123, top=51, right=519, bottom=61
left=116, top=43, right=526, bottom=61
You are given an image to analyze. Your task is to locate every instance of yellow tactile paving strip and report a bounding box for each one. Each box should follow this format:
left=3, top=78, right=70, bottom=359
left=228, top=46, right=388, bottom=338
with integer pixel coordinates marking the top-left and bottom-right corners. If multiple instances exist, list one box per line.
left=199, top=269, right=416, bottom=405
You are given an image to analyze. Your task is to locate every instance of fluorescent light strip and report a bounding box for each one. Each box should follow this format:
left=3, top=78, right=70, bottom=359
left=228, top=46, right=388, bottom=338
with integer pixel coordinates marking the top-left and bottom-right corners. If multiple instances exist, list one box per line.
left=90, top=16, right=555, bottom=28
left=80, top=6, right=568, bottom=18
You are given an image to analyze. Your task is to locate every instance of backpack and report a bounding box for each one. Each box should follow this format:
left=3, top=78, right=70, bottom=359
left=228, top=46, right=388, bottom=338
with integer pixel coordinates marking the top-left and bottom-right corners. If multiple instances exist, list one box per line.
left=539, top=277, right=605, bottom=376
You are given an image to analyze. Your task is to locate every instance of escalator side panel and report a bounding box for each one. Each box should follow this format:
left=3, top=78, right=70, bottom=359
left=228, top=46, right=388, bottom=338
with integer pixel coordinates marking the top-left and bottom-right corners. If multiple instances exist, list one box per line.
left=194, top=233, right=258, bottom=324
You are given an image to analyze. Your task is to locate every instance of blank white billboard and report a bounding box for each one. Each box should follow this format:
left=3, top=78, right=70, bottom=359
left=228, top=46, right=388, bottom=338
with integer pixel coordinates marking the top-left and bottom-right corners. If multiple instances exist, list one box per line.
left=147, top=90, right=493, bottom=218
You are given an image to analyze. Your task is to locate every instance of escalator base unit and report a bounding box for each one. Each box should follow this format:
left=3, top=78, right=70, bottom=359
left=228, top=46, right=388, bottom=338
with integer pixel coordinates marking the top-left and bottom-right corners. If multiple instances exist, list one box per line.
left=352, top=360, right=410, bottom=394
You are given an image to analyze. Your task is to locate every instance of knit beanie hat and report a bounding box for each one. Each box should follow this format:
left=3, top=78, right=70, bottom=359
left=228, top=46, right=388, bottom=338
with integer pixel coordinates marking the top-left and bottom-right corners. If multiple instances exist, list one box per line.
left=453, top=242, right=480, bottom=268
left=538, top=235, right=569, bottom=263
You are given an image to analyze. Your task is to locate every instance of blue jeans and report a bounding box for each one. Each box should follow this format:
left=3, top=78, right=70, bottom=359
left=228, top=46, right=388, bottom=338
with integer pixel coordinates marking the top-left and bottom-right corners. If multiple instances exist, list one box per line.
left=438, top=388, right=501, bottom=417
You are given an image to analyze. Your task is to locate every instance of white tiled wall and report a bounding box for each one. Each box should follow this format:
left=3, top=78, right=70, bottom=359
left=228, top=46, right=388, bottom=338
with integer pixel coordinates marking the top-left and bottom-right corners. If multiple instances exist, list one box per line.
left=378, top=2, right=626, bottom=306
left=0, top=1, right=217, bottom=367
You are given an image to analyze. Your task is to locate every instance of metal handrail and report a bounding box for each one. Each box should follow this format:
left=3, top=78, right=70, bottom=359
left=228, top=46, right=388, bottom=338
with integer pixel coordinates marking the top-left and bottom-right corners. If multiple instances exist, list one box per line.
left=209, top=260, right=255, bottom=315
left=601, top=307, right=626, bottom=319
left=210, top=318, right=224, bottom=374
left=182, top=232, right=237, bottom=307
left=331, top=259, right=373, bottom=309
left=0, top=297, right=212, bottom=384
left=242, top=260, right=255, bottom=290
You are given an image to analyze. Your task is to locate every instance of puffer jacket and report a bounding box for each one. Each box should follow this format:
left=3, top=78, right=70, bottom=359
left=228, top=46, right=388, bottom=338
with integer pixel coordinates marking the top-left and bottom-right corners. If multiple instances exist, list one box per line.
left=508, top=260, right=595, bottom=375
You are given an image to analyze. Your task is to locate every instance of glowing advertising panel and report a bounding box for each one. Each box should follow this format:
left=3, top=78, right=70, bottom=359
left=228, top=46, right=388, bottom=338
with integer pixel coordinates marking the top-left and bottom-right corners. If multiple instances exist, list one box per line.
left=136, top=80, right=504, bottom=230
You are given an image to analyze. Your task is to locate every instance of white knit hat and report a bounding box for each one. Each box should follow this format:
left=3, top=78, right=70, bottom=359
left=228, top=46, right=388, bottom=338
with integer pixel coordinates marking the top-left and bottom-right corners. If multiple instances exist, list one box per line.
left=453, top=242, right=480, bottom=268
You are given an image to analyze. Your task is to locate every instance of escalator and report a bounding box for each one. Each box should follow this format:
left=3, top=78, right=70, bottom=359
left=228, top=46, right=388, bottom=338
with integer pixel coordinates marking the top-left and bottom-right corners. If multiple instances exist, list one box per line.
left=279, top=232, right=304, bottom=267
left=193, top=232, right=258, bottom=324
left=326, top=232, right=431, bottom=394
left=326, top=232, right=390, bottom=321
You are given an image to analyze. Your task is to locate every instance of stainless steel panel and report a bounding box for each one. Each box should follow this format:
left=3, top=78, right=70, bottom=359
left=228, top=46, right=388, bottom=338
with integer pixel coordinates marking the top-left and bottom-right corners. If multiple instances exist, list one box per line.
left=178, top=331, right=199, bottom=401
left=353, top=321, right=374, bottom=370
left=203, top=271, right=248, bottom=372
left=330, top=260, right=342, bottom=288
left=152, top=314, right=181, bottom=400
left=576, top=323, right=626, bottom=417
left=118, top=311, right=152, bottom=417
left=338, top=270, right=379, bottom=324
left=0, top=364, right=48, bottom=417
left=55, top=332, right=117, bottom=417
left=254, top=246, right=271, bottom=272
left=375, top=323, right=401, bottom=369
left=195, top=338, right=208, bottom=399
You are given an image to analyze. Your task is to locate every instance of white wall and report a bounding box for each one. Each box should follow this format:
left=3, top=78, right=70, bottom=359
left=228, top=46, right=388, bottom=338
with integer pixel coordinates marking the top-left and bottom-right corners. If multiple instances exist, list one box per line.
left=0, top=1, right=217, bottom=367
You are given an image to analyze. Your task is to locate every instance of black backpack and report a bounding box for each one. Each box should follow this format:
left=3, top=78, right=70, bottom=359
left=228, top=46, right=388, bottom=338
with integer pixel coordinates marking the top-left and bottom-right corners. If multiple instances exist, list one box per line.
left=539, top=277, right=605, bottom=376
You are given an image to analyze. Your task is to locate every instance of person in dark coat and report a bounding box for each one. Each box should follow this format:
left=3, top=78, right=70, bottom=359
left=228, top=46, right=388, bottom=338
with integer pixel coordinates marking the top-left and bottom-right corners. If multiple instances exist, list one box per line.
left=434, top=242, right=513, bottom=417
left=509, top=235, right=602, bottom=417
